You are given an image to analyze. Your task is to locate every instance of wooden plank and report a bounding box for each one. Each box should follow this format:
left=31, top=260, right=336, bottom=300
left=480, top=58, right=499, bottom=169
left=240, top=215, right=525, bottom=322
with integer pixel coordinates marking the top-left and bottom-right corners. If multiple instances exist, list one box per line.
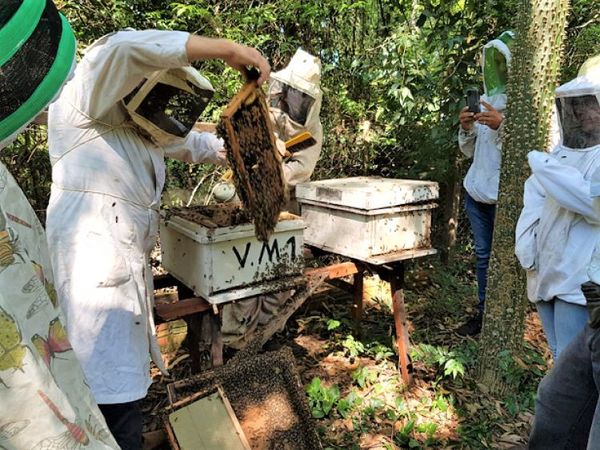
left=210, top=317, right=224, bottom=367
left=390, top=270, right=412, bottom=385
left=352, top=270, right=364, bottom=322
left=155, top=297, right=212, bottom=321
left=306, top=244, right=437, bottom=265
left=217, top=386, right=252, bottom=450
left=304, top=261, right=359, bottom=280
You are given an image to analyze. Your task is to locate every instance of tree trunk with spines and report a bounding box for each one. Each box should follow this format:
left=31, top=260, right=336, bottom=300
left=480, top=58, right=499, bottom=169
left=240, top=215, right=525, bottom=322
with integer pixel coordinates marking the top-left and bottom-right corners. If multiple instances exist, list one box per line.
left=477, top=0, right=570, bottom=394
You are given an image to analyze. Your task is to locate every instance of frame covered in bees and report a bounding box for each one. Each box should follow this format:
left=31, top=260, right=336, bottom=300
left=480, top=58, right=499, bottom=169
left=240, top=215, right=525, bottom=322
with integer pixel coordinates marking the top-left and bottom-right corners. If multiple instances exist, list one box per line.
left=165, top=348, right=322, bottom=450
left=217, top=80, right=288, bottom=242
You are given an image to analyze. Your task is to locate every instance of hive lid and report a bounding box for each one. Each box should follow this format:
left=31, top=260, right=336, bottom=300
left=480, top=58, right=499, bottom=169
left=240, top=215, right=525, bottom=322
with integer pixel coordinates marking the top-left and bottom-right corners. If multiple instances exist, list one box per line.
left=295, top=177, right=439, bottom=210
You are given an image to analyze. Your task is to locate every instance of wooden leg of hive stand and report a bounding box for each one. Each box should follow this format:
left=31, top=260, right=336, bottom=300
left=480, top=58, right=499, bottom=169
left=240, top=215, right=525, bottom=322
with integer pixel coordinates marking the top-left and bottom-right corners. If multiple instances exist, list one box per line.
left=390, top=265, right=412, bottom=385
left=210, top=311, right=224, bottom=367
left=352, top=269, right=365, bottom=327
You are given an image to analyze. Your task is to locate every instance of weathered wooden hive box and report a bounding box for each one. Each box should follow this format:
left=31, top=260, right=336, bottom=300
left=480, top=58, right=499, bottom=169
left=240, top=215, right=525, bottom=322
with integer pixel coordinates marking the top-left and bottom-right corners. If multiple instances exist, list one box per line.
left=160, top=211, right=305, bottom=302
left=296, top=177, right=438, bottom=260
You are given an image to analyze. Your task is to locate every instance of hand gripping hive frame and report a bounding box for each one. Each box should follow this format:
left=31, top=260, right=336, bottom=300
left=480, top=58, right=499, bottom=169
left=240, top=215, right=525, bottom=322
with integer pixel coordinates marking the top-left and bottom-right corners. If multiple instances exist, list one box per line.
left=217, top=76, right=288, bottom=242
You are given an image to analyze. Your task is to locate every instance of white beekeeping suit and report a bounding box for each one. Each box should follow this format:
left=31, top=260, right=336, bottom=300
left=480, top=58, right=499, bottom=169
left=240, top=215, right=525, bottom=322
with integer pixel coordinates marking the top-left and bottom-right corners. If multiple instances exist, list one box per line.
left=46, top=30, right=225, bottom=405
left=0, top=1, right=117, bottom=448
left=268, top=48, right=323, bottom=187
left=515, top=69, right=600, bottom=356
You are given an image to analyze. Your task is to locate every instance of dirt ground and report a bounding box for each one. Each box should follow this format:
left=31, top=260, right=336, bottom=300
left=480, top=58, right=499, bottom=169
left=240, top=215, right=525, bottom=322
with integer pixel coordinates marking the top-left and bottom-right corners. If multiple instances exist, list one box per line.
left=143, top=264, right=549, bottom=449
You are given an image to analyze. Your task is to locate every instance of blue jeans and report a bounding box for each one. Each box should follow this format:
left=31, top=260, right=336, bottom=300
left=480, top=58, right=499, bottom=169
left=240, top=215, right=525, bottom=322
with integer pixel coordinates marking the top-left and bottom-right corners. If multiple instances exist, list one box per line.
left=537, top=298, right=588, bottom=359
left=464, top=193, right=496, bottom=312
left=529, top=324, right=600, bottom=449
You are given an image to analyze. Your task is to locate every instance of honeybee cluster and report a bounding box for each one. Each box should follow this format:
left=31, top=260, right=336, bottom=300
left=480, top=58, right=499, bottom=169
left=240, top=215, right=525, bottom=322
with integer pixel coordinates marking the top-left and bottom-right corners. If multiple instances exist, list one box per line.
left=170, top=204, right=251, bottom=228
left=217, top=88, right=288, bottom=242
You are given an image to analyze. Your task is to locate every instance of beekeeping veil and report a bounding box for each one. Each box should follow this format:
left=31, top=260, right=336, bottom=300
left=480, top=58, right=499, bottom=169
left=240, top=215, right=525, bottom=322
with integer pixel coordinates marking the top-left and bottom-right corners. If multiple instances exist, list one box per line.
left=555, top=71, right=600, bottom=150
left=268, top=48, right=322, bottom=127
left=482, top=31, right=514, bottom=97
left=0, top=0, right=76, bottom=149
left=122, top=66, right=215, bottom=146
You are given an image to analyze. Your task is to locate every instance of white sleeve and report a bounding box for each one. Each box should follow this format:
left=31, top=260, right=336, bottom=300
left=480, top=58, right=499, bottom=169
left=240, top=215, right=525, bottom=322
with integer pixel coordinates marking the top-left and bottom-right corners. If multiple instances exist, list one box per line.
left=458, top=126, right=476, bottom=158
left=515, top=174, right=545, bottom=269
left=528, top=150, right=600, bottom=224
left=164, top=131, right=226, bottom=166
left=69, top=30, right=190, bottom=120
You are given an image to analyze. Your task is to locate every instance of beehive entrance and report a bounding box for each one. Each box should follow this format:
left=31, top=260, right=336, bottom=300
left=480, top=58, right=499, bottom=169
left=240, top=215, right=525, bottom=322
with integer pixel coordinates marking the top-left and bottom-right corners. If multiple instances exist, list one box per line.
left=217, top=83, right=287, bottom=242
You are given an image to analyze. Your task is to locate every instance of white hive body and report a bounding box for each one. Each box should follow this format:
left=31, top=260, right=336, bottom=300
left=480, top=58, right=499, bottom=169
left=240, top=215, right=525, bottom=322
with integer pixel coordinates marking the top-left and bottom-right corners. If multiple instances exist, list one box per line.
left=160, top=212, right=305, bottom=304
left=296, top=177, right=439, bottom=262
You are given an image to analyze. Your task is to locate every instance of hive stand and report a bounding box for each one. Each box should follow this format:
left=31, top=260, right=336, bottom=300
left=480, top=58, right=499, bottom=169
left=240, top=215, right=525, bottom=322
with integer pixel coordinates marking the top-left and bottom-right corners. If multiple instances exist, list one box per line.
left=154, top=246, right=435, bottom=385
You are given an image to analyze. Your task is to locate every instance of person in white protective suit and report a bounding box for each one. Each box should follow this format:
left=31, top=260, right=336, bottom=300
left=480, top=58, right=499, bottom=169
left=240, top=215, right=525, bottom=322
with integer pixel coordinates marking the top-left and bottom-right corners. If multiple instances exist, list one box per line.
left=45, top=29, right=269, bottom=449
left=220, top=48, right=323, bottom=349
left=515, top=66, right=600, bottom=359
left=0, top=1, right=118, bottom=448
left=456, top=31, right=515, bottom=336
left=527, top=60, right=600, bottom=449
left=268, top=48, right=323, bottom=190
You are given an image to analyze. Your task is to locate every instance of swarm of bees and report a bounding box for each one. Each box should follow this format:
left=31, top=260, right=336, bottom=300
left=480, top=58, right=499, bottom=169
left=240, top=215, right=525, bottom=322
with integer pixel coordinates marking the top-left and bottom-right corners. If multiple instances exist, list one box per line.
left=217, top=83, right=288, bottom=242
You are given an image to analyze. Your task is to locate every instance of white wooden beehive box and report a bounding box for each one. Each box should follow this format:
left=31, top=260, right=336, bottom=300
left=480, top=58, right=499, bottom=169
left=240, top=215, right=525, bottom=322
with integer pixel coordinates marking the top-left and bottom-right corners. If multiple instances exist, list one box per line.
left=160, top=213, right=305, bottom=303
left=296, top=177, right=438, bottom=262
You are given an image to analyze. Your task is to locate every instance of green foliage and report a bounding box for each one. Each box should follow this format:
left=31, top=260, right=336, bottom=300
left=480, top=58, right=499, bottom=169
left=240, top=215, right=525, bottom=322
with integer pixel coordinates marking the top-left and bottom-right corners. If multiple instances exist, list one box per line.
left=306, top=377, right=341, bottom=419
left=326, top=319, right=341, bottom=331
left=335, top=390, right=362, bottom=418
left=351, top=365, right=378, bottom=388
left=341, top=334, right=365, bottom=358
left=9, top=0, right=597, bottom=223
left=411, top=343, right=466, bottom=380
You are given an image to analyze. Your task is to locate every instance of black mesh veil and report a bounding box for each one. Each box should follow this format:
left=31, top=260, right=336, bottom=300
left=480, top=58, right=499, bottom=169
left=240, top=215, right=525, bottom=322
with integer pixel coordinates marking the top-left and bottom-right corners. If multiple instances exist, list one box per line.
left=0, top=1, right=22, bottom=28
left=269, top=79, right=315, bottom=126
left=0, top=0, right=62, bottom=122
left=557, top=95, right=600, bottom=149
left=129, top=82, right=214, bottom=138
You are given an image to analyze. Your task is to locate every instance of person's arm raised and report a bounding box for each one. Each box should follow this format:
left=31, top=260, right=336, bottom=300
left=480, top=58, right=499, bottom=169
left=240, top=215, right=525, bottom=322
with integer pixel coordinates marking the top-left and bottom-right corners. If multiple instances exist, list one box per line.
left=185, top=36, right=270, bottom=85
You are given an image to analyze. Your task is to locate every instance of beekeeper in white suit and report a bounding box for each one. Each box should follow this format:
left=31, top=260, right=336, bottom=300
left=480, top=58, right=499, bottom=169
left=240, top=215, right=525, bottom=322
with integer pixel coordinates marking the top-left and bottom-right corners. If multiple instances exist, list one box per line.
left=515, top=66, right=600, bottom=360
left=269, top=47, right=323, bottom=188
left=527, top=60, right=600, bottom=450
left=46, top=29, right=269, bottom=449
left=220, top=48, right=323, bottom=349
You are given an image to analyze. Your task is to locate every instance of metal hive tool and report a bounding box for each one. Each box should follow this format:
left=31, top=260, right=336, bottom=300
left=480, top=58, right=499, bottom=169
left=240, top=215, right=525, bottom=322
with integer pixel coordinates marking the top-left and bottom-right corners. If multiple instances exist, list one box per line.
left=217, top=71, right=288, bottom=242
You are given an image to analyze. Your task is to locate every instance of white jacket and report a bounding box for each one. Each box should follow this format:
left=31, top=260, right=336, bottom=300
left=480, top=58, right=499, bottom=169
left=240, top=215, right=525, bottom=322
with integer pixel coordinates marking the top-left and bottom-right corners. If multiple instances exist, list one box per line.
left=46, top=30, right=224, bottom=404
left=516, top=148, right=600, bottom=304
left=459, top=93, right=506, bottom=204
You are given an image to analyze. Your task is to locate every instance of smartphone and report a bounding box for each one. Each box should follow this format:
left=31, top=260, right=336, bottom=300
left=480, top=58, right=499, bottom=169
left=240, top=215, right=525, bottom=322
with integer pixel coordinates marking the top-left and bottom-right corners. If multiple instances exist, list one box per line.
left=466, top=88, right=480, bottom=114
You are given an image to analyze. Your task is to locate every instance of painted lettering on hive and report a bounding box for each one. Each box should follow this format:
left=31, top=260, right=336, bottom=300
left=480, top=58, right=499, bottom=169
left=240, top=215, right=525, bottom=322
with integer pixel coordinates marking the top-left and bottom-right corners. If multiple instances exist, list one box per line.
left=231, top=236, right=297, bottom=269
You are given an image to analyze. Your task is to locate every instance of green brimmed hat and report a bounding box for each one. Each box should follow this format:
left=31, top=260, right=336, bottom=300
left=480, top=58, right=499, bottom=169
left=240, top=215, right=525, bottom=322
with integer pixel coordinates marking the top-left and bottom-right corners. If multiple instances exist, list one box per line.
left=0, top=0, right=76, bottom=145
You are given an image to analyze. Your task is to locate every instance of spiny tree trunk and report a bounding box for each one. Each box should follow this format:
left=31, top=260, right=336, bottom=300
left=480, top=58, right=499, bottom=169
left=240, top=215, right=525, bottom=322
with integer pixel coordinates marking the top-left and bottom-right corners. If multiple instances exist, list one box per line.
left=477, top=0, right=569, bottom=394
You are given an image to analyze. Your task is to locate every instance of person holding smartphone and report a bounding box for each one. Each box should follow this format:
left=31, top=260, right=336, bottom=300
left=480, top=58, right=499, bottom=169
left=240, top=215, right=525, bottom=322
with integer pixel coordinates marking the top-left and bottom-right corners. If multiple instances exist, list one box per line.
left=456, top=31, right=515, bottom=336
